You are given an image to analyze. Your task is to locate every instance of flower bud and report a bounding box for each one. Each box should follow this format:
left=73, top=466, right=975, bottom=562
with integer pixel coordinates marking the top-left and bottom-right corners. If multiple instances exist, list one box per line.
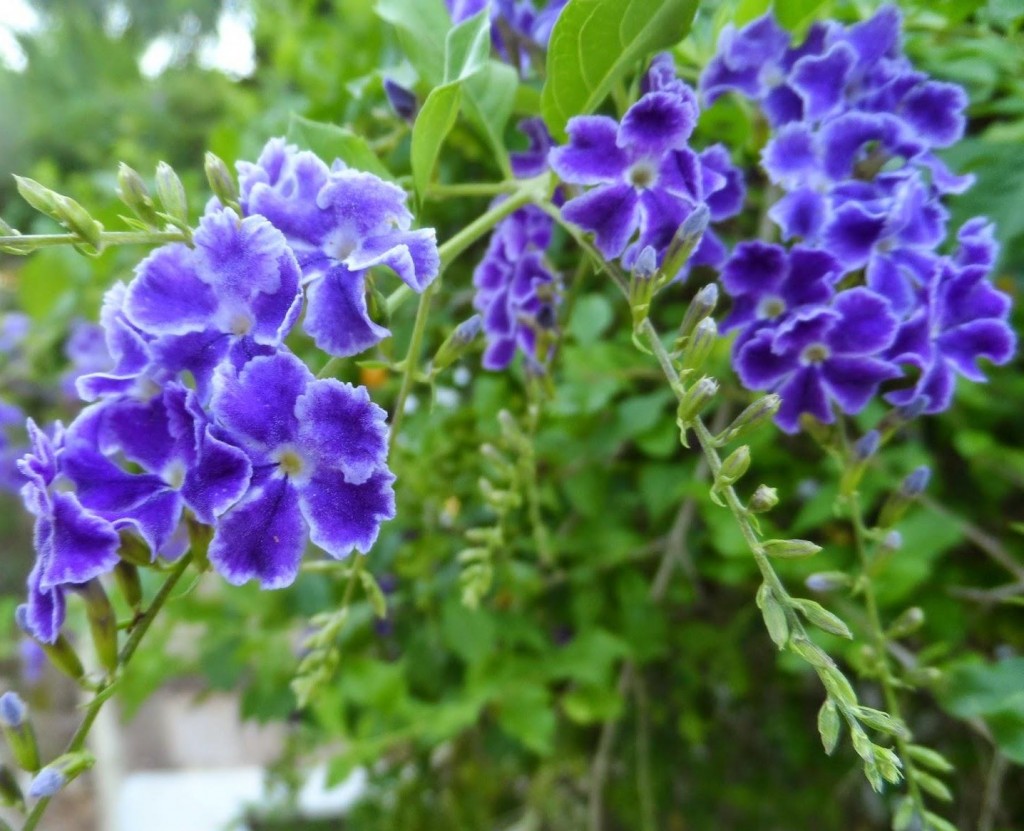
left=155, top=161, right=188, bottom=226
left=680, top=317, right=717, bottom=375
left=748, top=484, right=779, bottom=514
left=117, top=163, right=162, bottom=228
left=0, top=763, right=23, bottom=810
left=384, top=78, right=418, bottom=122
left=204, top=152, right=239, bottom=209
left=0, top=692, right=39, bottom=772
left=877, top=466, right=930, bottom=528
left=677, top=376, right=718, bottom=425
left=14, top=176, right=62, bottom=220
left=114, top=561, right=143, bottom=612
left=54, top=195, right=103, bottom=249
left=15, top=607, right=85, bottom=683
left=432, top=314, right=482, bottom=374
left=27, top=752, right=94, bottom=799
left=676, top=283, right=718, bottom=344
left=854, top=430, right=881, bottom=461
left=805, top=571, right=851, bottom=592
left=818, top=699, right=840, bottom=755
left=660, top=203, right=709, bottom=281
left=75, top=580, right=118, bottom=674
left=762, top=538, right=822, bottom=559
left=629, top=245, right=658, bottom=326
left=887, top=607, right=925, bottom=639
left=880, top=530, right=902, bottom=553
left=715, top=394, right=781, bottom=445
left=717, top=445, right=751, bottom=487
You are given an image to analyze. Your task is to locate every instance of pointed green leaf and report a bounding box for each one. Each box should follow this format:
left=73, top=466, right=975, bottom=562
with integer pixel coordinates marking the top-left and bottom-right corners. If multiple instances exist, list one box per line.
left=411, top=83, right=462, bottom=199
left=541, top=0, right=699, bottom=139
left=375, top=0, right=451, bottom=86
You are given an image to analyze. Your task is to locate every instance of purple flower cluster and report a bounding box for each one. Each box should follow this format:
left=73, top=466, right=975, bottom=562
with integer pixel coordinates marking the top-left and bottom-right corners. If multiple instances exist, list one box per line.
left=17, top=139, right=438, bottom=643
left=551, top=54, right=744, bottom=277
left=445, top=0, right=567, bottom=74
left=702, top=6, right=1015, bottom=431
left=473, top=203, right=560, bottom=371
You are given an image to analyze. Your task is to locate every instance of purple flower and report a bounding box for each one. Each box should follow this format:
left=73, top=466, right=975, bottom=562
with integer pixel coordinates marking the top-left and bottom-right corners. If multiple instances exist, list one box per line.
left=239, top=139, right=439, bottom=357
left=208, top=351, right=396, bottom=588
left=62, top=319, right=110, bottom=401
left=885, top=221, right=1016, bottom=413
left=473, top=204, right=560, bottom=371
left=734, top=289, right=902, bottom=432
left=551, top=59, right=742, bottom=273
left=445, top=0, right=567, bottom=73
left=720, top=242, right=841, bottom=335
left=18, top=421, right=120, bottom=643
left=511, top=118, right=554, bottom=179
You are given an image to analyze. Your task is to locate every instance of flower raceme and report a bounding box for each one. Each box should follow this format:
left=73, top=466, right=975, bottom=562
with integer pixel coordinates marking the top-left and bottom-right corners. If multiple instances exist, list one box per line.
left=701, top=5, right=1015, bottom=430
left=16, top=140, right=436, bottom=644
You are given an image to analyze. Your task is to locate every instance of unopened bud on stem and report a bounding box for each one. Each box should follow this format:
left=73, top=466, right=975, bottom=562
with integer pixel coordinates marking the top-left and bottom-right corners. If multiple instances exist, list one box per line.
left=0, top=692, right=39, bottom=772
left=716, top=394, right=781, bottom=445
left=28, top=752, right=94, bottom=799
left=155, top=162, right=188, bottom=227
left=717, top=445, right=751, bottom=488
left=14, top=607, right=85, bottom=683
left=877, top=465, right=930, bottom=528
left=676, top=283, right=718, bottom=344
left=117, top=164, right=162, bottom=228
left=204, top=152, right=239, bottom=210
left=677, top=376, right=718, bottom=425
left=660, top=203, right=709, bottom=282
left=748, top=484, right=779, bottom=513
left=680, top=317, right=717, bottom=375
left=432, top=314, right=482, bottom=374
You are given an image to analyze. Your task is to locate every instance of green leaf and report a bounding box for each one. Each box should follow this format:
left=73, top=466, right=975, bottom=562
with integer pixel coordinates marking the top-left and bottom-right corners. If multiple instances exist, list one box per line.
left=541, top=0, right=699, bottom=139
left=462, top=61, right=519, bottom=176
left=569, top=293, right=615, bottom=344
left=286, top=114, right=395, bottom=181
left=444, top=9, right=492, bottom=83
left=496, top=684, right=556, bottom=755
left=774, top=0, right=829, bottom=30
left=375, top=0, right=451, bottom=86
left=411, top=83, right=462, bottom=199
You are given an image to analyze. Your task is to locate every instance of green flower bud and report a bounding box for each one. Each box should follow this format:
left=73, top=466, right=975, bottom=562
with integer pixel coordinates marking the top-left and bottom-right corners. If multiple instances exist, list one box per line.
left=762, top=538, right=822, bottom=559
left=805, top=571, right=851, bottom=592
left=118, top=163, right=162, bottom=228
left=676, top=283, right=718, bottom=345
left=717, top=445, right=751, bottom=487
left=14, top=176, right=62, bottom=220
left=887, top=606, right=924, bottom=639
left=155, top=162, right=188, bottom=226
left=877, top=466, right=930, bottom=529
left=681, top=317, right=717, bottom=375
left=54, top=195, right=103, bottom=249
left=660, top=203, right=709, bottom=282
left=28, top=752, right=94, bottom=799
left=629, top=245, right=658, bottom=326
left=818, top=699, right=841, bottom=755
left=677, top=376, right=718, bottom=425
left=15, top=608, right=84, bottom=683
left=748, top=484, right=779, bottom=514
left=114, top=561, right=143, bottom=612
left=75, top=580, right=118, bottom=674
left=204, top=152, right=239, bottom=208
left=715, top=394, right=781, bottom=445
left=432, top=315, right=482, bottom=374
left=0, top=692, right=39, bottom=771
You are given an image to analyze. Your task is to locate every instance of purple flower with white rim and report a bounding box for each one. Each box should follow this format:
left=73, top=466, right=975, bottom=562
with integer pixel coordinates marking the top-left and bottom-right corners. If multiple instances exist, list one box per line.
left=238, top=139, right=440, bottom=358
left=734, top=288, right=902, bottom=432
left=63, top=383, right=252, bottom=557
left=885, top=221, right=1016, bottom=413
left=510, top=118, right=554, bottom=179
left=720, top=242, right=842, bottom=337
left=473, top=204, right=560, bottom=371
left=208, top=351, right=395, bottom=588
left=62, top=319, right=110, bottom=401
left=18, top=421, right=120, bottom=643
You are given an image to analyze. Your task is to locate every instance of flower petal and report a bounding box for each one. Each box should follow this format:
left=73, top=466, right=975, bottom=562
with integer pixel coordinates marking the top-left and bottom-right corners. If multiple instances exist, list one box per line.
left=298, top=468, right=396, bottom=559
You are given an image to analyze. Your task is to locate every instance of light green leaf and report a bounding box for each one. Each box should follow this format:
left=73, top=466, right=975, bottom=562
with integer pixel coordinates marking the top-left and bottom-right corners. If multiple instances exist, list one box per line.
left=286, top=115, right=395, bottom=181
left=462, top=60, right=519, bottom=176
left=444, top=8, right=492, bottom=83
left=375, top=0, right=451, bottom=86
left=774, top=0, right=829, bottom=30
left=541, top=0, right=699, bottom=139
left=411, top=82, right=462, bottom=199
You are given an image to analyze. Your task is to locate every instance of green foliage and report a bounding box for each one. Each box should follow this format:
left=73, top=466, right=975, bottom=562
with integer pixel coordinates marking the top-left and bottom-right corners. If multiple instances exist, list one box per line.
left=541, top=0, right=700, bottom=138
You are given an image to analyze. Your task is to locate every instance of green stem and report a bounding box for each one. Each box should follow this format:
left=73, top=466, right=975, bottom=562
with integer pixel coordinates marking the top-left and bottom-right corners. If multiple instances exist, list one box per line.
left=427, top=181, right=519, bottom=199
left=21, top=554, right=194, bottom=831
left=388, top=281, right=438, bottom=451
left=847, top=490, right=928, bottom=818
left=0, top=230, right=187, bottom=252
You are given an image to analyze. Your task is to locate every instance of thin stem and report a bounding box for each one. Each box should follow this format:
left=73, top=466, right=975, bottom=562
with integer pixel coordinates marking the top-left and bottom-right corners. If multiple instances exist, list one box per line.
left=0, top=230, right=187, bottom=252
left=21, top=554, right=194, bottom=831
left=847, top=490, right=928, bottom=818
left=388, top=280, right=438, bottom=450
left=427, top=181, right=519, bottom=199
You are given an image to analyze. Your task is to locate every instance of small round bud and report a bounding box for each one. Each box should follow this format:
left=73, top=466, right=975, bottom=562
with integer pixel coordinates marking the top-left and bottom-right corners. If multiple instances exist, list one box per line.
left=748, top=484, right=779, bottom=514
left=0, top=693, right=26, bottom=728
left=633, top=245, right=657, bottom=280
left=117, top=164, right=162, bottom=228
left=805, top=571, right=852, bottom=592
left=681, top=317, right=717, bottom=375
left=677, top=283, right=718, bottom=342
left=717, top=445, right=751, bottom=487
